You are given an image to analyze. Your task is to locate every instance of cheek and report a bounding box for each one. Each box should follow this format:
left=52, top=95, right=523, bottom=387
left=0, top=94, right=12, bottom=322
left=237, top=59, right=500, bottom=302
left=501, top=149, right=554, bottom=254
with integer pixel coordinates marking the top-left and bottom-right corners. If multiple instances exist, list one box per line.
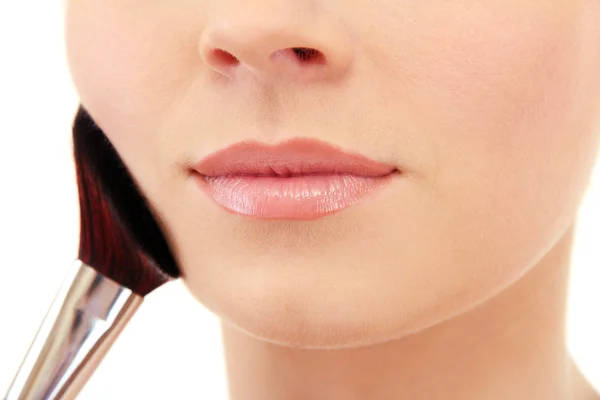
left=388, top=2, right=600, bottom=228
left=389, top=1, right=585, bottom=136
left=352, top=0, right=600, bottom=211
left=64, top=1, right=198, bottom=136
left=349, top=1, right=600, bottom=261
left=64, top=1, right=204, bottom=187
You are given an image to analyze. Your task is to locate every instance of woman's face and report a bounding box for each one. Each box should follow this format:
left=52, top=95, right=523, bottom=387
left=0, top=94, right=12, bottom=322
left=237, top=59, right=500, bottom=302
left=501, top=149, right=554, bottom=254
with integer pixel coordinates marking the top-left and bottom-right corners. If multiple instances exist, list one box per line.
left=64, top=0, right=600, bottom=348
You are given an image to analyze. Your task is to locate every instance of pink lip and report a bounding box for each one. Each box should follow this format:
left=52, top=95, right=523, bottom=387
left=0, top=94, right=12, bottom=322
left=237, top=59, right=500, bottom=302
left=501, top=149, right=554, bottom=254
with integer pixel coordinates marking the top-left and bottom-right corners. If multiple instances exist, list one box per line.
left=192, top=138, right=399, bottom=219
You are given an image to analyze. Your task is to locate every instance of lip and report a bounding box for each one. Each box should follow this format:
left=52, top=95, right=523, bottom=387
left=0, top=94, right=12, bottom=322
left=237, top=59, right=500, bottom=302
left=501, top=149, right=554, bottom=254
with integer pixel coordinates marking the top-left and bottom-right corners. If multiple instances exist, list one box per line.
left=191, top=138, right=399, bottom=219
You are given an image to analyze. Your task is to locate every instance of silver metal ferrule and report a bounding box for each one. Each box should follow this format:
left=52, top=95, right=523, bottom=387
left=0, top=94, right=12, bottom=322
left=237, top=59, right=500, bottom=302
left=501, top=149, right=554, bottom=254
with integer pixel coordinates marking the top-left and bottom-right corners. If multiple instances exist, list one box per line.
left=4, top=260, right=143, bottom=400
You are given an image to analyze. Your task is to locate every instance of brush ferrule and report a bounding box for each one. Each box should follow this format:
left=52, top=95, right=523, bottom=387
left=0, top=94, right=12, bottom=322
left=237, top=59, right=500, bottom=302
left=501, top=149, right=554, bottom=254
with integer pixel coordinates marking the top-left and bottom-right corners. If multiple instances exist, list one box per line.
left=4, top=260, right=143, bottom=400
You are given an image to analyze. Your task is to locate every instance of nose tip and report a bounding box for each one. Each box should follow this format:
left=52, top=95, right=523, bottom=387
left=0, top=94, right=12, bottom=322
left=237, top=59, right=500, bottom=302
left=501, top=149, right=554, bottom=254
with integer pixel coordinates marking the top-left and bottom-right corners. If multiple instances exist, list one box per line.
left=199, top=17, right=353, bottom=82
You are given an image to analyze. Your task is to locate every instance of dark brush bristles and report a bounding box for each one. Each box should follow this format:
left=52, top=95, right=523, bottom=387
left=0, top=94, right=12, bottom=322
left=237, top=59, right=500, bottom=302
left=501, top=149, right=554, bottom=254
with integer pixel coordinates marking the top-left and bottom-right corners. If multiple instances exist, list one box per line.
left=73, top=105, right=180, bottom=296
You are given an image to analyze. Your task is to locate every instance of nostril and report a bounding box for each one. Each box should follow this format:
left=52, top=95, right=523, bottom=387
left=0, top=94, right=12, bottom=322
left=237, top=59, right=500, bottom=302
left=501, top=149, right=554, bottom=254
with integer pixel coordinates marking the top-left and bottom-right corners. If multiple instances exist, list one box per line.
left=291, top=47, right=325, bottom=64
left=205, top=46, right=327, bottom=75
left=211, top=49, right=240, bottom=66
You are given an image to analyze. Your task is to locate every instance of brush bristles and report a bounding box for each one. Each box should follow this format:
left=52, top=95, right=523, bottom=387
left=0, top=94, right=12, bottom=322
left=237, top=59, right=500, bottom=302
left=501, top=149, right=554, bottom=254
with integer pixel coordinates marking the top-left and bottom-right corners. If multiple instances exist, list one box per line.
left=73, top=106, right=179, bottom=296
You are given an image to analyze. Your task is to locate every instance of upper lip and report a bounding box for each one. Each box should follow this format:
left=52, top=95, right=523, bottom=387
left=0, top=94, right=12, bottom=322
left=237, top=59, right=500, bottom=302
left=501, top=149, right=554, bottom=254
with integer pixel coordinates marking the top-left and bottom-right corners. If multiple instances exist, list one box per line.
left=192, top=138, right=398, bottom=177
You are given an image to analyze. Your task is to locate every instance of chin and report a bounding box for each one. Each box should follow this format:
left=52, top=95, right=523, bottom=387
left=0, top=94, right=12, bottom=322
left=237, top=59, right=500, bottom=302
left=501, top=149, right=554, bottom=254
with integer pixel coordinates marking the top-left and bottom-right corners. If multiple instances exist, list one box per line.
left=200, top=296, right=411, bottom=350
left=181, top=264, right=515, bottom=350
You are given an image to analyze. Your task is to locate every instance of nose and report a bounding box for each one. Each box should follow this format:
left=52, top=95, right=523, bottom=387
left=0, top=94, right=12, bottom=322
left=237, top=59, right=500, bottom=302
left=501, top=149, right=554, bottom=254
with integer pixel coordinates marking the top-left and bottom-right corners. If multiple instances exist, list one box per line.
left=198, top=2, right=353, bottom=83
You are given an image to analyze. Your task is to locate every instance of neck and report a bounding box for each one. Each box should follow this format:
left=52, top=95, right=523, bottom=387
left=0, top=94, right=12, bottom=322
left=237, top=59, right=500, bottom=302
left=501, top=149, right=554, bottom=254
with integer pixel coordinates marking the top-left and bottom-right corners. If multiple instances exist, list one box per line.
left=222, top=224, right=594, bottom=400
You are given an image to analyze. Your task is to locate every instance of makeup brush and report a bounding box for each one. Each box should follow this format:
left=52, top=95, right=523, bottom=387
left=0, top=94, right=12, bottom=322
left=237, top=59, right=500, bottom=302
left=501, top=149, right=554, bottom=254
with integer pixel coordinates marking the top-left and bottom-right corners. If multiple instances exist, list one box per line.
left=4, top=106, right=180, bottom=400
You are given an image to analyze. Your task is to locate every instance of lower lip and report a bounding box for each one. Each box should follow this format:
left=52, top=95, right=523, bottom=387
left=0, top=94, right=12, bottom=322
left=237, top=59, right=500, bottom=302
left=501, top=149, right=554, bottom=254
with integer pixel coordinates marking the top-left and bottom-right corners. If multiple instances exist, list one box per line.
left=195, top=173, right=394, bottom=219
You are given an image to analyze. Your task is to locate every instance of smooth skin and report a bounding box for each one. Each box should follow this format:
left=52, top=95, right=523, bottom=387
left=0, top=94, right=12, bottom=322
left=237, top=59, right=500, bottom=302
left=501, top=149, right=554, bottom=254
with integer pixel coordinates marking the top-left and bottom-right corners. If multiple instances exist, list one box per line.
left=64, top=0, right=600, bottom=398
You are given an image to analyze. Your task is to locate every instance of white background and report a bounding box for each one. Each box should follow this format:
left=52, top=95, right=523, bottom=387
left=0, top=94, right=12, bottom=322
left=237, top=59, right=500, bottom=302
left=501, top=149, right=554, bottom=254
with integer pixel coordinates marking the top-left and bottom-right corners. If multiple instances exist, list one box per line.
left=0, top=1, right=598, bottom=399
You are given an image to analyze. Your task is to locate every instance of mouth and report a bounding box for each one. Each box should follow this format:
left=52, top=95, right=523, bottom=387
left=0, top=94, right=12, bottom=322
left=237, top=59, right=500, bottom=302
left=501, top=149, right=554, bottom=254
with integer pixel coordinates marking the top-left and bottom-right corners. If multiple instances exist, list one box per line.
left=191, top=138, right=400, bottom=220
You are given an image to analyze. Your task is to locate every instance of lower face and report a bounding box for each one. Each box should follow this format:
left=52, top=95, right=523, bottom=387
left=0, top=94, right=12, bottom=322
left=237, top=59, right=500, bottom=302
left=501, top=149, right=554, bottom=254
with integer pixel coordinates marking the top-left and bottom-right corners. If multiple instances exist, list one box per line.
left=64, top=0, right=600, bottom=348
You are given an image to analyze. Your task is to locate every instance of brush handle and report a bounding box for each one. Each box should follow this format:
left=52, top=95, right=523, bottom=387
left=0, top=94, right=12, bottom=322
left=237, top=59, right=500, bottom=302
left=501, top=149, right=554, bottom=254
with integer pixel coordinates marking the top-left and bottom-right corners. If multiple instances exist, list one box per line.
left=4, top=260, right=142, bottom=400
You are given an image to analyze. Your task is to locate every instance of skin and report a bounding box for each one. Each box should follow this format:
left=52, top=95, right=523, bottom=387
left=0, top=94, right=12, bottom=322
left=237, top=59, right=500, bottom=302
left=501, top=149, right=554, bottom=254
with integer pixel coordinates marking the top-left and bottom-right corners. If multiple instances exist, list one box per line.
left=63, top=0, right=600, bottom=398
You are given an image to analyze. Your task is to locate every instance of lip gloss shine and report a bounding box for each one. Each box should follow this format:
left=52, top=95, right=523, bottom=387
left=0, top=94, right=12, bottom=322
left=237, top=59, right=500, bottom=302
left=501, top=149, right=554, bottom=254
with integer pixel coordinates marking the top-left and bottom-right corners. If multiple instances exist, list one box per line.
left=192, top=138, right=398, bottom=220
left=200, top=173, right=393, bottom=219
